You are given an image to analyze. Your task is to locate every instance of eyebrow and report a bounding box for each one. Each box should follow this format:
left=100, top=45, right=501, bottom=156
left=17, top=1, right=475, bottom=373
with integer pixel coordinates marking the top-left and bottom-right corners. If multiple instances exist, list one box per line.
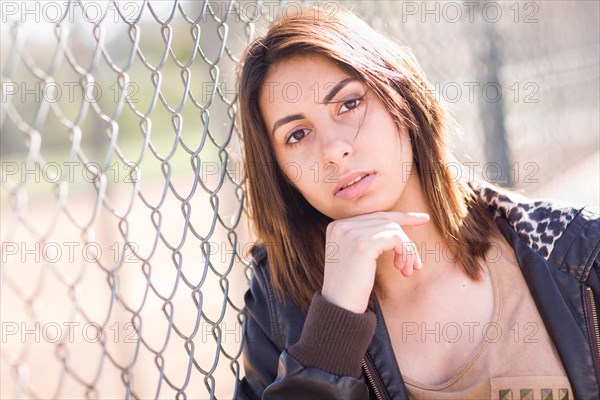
left=321, top=77, right=358, bottom=104
left=270, top=77, right=359, bottom=136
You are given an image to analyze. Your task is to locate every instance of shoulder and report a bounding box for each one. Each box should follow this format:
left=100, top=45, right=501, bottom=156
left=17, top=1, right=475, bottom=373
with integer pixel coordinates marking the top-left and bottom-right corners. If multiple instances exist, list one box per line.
left=245, top=245, right=278, bottom=342
left=474, top=183, right=600, bottom=277
left=548, top=207, right=600, bottom=281
left=245, top=244, right=305, bottom=350
left=247, top=244, right=270, bottom=295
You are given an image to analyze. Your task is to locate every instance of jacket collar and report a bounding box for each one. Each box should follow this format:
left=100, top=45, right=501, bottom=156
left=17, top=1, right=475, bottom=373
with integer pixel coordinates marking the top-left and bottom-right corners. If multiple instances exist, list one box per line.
left=474, top=182, right=579, bottom=260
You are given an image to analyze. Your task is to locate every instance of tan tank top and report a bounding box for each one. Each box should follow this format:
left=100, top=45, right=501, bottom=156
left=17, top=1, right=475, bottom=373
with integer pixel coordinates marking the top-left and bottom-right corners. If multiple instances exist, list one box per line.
left=404, top=234, right=573, bottom=400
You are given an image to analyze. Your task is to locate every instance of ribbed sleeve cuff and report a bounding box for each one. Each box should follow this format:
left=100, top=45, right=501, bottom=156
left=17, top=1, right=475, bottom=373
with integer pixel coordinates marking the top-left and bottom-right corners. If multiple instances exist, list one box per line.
left=287, top=292, right=377, bottom=378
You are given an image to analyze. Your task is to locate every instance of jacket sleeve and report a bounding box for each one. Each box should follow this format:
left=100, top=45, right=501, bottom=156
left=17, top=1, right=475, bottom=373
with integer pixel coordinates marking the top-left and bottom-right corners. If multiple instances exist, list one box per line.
left=235, top=255, right=377, bottom=399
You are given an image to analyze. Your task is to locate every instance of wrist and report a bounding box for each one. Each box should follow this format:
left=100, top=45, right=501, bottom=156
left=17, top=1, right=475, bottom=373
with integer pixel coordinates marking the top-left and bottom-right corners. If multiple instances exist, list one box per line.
left=287, top=292, right=377, bottom=378
left=321, top=288, right=368, bottom=314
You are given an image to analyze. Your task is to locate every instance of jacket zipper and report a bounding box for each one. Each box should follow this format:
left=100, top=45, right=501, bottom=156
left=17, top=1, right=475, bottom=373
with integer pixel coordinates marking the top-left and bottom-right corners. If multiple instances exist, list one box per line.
left=584, top=286, right=600, bottom=386
left=362, top=354, right=388, bottom=400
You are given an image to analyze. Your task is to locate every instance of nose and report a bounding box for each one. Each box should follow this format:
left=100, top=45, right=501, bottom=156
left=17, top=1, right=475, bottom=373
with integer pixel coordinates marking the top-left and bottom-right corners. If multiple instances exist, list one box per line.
left=321, top=128, right=353, bottom=166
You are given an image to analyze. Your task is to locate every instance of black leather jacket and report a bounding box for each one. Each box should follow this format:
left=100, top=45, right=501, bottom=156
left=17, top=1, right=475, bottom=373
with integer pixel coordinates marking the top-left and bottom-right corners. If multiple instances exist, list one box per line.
left=236, top=188, right=600, bottom=399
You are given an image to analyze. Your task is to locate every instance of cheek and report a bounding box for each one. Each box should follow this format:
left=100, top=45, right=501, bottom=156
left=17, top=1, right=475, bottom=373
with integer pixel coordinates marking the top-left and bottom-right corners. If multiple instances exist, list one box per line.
left=363, top=103, right=400, bottom=140
left=283, top=164, right=304, bottom=187
left=369, top=118, right=405, bottom=155
left=273, top=151, right=302, bottom=188
left=273, top=147, right=319, bottom=187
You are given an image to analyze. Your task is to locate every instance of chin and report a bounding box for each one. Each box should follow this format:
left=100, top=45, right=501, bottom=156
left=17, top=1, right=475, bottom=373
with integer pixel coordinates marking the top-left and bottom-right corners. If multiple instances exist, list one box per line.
left=332, top=203, right=388, bottom=219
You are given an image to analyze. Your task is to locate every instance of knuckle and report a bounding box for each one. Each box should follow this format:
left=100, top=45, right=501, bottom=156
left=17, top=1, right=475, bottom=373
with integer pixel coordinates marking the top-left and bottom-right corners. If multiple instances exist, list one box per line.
left=336, top=223, right=354, bottom=237
left=326, top=223, right=334, bottom=236
left=390, top=230, right=404, bottom=241
left=386, top=221, right=402, bottom=231
left=347, top=229, right=364, bottom=243
left=327, top=221, right=344, bottom=237
left=405, top=242, right=418, bottom=253
left=355, top=240, right=371, bottom=253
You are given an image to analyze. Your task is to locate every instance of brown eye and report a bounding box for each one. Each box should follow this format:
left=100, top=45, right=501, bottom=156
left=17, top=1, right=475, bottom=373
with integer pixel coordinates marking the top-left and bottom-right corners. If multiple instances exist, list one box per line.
left=339, top=98, right=361, bottom=113
left=286, top=129, right=309, bottom=145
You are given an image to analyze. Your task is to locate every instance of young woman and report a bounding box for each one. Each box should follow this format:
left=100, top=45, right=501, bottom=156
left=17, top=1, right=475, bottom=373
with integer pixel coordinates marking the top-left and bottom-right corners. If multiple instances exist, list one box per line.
left=235, top=6, right=600, bottom=400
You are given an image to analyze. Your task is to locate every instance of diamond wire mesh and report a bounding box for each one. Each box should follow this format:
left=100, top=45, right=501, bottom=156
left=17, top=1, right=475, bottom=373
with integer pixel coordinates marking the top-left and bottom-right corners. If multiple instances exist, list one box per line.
left=1, top=1, right=599, bottom=399
left=0, top=1, right=271, bottom=398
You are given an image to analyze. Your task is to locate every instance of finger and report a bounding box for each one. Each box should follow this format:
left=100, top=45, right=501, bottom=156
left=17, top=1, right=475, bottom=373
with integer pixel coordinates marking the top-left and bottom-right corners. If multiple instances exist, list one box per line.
left=393, top=252, right=412, bottom=275
left=394, top=237, right=417, bottom=276
left=393, top=251, right=404, bottom=270
left=384, top=211, right=430, bottom=227
left=405, top=241, right=422, bottom=270
left=354, top=226, right=421, bottom=264
left=394, top=252, right=410, bottom=276
left=400, top=243, right=416, bottom=277
left=401, top=263, right=413, bottom=277
left=344, top=211, right=430, bottom=226
left=414, top=253, right=423, bottom=270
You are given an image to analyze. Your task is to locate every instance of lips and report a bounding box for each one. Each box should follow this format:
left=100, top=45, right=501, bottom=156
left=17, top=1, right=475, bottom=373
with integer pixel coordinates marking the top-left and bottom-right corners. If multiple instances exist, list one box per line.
left=339, top=174, right=369, bottom=191
left=334, top=171, right=375, bottom=200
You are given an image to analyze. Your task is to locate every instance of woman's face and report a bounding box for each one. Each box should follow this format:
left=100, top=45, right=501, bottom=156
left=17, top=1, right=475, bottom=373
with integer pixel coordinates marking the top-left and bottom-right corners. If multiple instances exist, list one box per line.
left=259, top=54, right=415, bottom=220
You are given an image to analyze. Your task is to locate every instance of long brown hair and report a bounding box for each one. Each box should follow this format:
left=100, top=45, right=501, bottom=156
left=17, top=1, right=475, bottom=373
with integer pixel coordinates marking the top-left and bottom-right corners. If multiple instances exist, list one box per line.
left=238, top=6, right=495, bottom=311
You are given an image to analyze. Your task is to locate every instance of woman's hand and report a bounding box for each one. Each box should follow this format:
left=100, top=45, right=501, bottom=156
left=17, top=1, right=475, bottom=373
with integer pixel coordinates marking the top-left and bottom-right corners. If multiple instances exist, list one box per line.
left=321, top=211, right=430, bottom=314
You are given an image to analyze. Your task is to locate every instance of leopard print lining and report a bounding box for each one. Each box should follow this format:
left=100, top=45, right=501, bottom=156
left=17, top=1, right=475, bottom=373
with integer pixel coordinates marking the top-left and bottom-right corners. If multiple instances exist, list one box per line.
left=477, top=186, right=579, bottom=259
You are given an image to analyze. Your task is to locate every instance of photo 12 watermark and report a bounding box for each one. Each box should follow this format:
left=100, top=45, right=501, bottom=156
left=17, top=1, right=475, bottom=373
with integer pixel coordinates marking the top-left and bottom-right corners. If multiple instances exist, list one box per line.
left=1, top=80, right=139, bottom=105
left=397, top=321, right=540, bottom=344
left=324, top=238, right=508, bottom=265
left=1, top=161, right=140, bottom=185
left=242, top=79, right=540, bottom=106
left=431, top=81, right=539, bottom=104
left=0, top=1, right=342, bottom=25
left=399, top=1, right=540, bottom=24
left=1, top=241, right=140, bottom=265
left=197, top=159, right=540, bottom=187
left=1, top=321, right=140, bottom=344
left=1, top=1, right=142, bottom=24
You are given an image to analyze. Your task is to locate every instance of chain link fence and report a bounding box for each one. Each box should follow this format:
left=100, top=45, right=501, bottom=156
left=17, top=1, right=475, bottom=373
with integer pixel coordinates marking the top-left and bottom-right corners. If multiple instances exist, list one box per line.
left=1, top=1, right=598, bottom=399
